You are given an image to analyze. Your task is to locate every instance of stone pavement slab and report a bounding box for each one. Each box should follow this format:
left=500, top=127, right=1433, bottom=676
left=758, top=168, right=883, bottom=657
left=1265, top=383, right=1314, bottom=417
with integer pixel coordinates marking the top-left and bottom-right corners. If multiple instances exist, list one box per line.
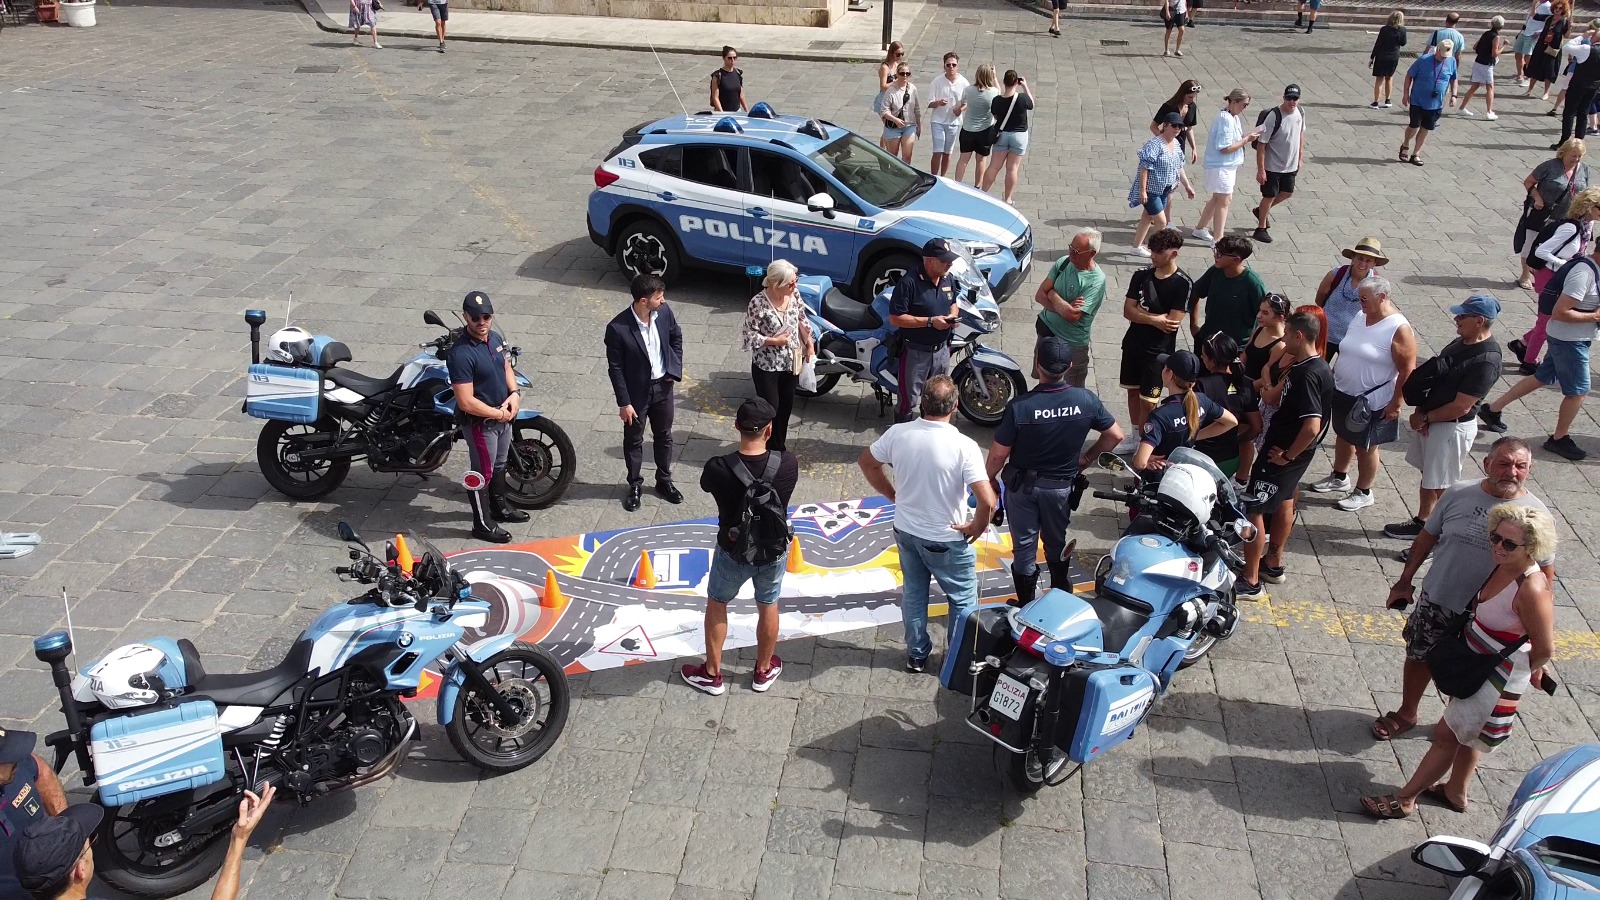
left=3, top=1, right=1600, bottom=898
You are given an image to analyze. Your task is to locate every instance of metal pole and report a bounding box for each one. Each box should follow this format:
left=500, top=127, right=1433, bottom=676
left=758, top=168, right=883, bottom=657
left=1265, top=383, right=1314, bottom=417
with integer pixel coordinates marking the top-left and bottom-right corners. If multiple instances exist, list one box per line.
left=882, top=0, right=893, bottom=50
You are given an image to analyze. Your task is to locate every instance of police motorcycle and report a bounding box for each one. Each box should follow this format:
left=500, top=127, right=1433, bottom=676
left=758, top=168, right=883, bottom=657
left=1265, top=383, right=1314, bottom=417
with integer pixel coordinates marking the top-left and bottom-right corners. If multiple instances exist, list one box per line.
left=240, top=308, right=575, bottom=507
left=792, top=244, right=1026, bottom=426
left=28, top=526, right=569, bottom=899
left=940, top=448, right=1270, bottom=793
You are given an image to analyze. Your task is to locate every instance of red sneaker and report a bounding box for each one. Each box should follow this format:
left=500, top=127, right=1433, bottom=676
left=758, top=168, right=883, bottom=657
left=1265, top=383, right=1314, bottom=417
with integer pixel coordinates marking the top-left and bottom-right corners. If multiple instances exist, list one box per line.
left=751, top=655, right=783, bottom=693
left=680, top=663, right=726, bottom=696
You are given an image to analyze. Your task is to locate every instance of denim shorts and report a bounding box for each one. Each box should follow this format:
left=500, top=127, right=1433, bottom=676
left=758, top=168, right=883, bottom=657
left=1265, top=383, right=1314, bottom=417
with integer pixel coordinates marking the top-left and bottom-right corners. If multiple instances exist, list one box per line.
left=706, top=546, right=784, bottom=605
left=882, top=123, right=916, bottom=141
left=1535, top=336, right=1592, bottom=396
left=993, top=130, right=1030, bottom=155
left=1142, top=185, right=1175, bottom=216
left=426, top=0, right=447, bottom=19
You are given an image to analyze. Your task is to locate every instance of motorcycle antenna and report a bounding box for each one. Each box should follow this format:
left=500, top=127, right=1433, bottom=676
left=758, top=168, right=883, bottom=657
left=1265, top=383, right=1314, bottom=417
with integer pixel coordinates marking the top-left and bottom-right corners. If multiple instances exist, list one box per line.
left=285, top=289, right=293, bottom=328
left=645, top=39, right=689, bottom=117
left=59, top=586, right=77, bottom=668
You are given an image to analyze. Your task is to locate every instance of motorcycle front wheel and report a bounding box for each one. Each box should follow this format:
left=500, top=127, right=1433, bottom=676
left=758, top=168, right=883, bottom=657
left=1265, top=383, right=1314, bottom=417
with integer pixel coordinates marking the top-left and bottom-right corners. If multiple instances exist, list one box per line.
left=1006, top=746, right=1072, bottom=794
left=95, top=798, right=232, bottom=899
left=954, top=361, right=1026, bottom=427
left=256, top=417, right=351, bottom=501
left=446, top=641, right=570, bottom=773
left=503, top=417, right=576, bottom=509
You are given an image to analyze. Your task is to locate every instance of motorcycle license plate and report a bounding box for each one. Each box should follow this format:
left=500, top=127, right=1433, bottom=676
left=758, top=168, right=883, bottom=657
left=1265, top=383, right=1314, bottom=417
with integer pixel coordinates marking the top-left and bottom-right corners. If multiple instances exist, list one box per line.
left=988, top=674, right=1030, bottom=721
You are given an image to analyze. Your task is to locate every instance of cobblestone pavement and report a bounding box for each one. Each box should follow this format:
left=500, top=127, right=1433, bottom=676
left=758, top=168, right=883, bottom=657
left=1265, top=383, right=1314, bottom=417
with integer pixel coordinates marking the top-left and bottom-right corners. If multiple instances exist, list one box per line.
left=5, top=3, right=1600, bottom=898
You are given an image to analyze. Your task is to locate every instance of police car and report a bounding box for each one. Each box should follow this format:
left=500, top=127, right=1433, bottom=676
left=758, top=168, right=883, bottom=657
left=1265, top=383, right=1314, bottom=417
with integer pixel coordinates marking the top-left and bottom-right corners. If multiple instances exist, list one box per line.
left=586, top=104, right=1034, bottom=301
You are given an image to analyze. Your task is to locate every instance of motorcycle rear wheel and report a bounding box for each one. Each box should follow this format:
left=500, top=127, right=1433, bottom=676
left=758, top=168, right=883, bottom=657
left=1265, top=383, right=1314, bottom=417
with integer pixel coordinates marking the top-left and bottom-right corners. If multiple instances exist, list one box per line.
left=257, top=417, right=351, bottom=501
left=95, top=798, right=232, bottom=899
left=954, top=362, right=1025, bottom=427
left=446, top=641, right=570, bottom=773
left=503, top=417, right=576, bottom=509
left=1006, top=746, right=1072, bottom=794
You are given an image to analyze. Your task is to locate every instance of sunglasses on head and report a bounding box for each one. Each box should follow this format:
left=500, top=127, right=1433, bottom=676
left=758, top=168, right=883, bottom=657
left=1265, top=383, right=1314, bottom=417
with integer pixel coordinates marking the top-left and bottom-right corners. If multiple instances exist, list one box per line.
left=1265, top=294, right=1290, bottom=314
left=1490, top=533, right=1523, bottom=552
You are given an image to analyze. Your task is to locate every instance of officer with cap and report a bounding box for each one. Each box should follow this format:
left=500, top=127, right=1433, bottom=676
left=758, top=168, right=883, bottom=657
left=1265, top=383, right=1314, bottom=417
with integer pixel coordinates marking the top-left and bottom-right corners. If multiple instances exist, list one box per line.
left=985, top=337, right=1126, bottom=605
left=1, top=727, right=68, bottom=898
left=447, top=290, right=529, bottom=544
left=888, top=238, right=962, bottom=421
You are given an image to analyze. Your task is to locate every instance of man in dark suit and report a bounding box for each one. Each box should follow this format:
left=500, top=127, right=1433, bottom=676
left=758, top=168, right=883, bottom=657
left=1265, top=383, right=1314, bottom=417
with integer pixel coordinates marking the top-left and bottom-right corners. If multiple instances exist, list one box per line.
left=605, top=274, right=685, bottom=511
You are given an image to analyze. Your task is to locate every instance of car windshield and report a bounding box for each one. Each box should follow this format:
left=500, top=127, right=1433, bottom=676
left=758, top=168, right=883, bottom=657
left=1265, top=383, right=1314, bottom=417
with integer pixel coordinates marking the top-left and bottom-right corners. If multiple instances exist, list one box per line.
left=808, top=133, right=932, bottom=209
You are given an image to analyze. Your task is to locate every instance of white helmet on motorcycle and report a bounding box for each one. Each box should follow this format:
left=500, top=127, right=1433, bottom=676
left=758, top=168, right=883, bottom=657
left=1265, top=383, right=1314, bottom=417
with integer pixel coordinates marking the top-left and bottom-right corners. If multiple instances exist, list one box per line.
left=266, top=326, right=313, bottom=365
left=82, top=644, right=169, bottom=709
left=1154, top=463, right=1217, bottom=529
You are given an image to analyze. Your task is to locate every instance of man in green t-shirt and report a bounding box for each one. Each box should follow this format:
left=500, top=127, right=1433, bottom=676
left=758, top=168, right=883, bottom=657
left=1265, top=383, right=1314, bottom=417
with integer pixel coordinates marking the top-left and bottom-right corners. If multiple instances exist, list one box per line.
left=1032, top=228, right=1109, bottom=387
left=1189, top=233, right=1269, bottom=344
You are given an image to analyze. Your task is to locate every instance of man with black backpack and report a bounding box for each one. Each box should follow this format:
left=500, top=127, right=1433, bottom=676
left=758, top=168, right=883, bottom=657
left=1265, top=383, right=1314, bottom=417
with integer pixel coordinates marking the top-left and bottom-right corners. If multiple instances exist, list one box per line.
left=1250, top=85, right=1305, bottom=245
left=682, top=399, right=799, bottom=695
left=1384, top=295, right=1502, bottom=539
left=1479, top=243, right=1600, bottom=460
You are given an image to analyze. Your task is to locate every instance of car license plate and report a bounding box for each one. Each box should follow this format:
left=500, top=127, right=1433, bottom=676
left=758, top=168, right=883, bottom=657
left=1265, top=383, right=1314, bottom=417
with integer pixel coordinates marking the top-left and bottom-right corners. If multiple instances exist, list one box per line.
left=988, top=674, right=1030, bottom=721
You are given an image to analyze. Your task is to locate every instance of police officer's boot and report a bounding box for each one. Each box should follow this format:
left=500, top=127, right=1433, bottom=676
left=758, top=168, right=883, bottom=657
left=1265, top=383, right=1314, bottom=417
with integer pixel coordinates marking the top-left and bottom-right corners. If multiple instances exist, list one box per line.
left=489, top=471, right=530, bottom=523
left=1046, top=559, right=1075, bottom=595
left=469, top=490, right=512, bottom=544
left=1009, top=570, right=1039, bottom=608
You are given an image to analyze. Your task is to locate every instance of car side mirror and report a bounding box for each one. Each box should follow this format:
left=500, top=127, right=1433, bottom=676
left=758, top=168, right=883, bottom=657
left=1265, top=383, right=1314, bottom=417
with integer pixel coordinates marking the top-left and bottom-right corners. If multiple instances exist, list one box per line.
left=423, top=310, right=446, bottom=329
left=1098, top=452, right=1128, bottom=474
left=806, top=192, right=836, bottom=218
left=1411, top=837, right=1490, bottom=877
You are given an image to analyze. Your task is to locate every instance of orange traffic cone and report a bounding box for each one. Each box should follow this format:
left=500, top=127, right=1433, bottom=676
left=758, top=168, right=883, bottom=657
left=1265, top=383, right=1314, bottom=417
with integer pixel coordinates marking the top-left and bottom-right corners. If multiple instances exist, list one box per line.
left=786, top=536, right=804, bottom=574
left=394, top=534, right=414, bottom=576
left=632, top=550, right=657, bottom=589
left=540, top=570, right=566, bottom=609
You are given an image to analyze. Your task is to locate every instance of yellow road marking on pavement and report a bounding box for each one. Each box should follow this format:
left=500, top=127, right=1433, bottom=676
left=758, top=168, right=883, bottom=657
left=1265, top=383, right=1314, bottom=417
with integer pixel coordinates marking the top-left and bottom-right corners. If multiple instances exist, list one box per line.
left=1241, top=596, right=1600, bottom=659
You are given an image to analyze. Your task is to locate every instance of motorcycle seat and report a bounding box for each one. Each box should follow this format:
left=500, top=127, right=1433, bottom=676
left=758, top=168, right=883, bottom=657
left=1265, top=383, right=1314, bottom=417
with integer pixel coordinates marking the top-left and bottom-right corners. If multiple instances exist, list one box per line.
left=326, top=366, right=401, bottom=397
left=188, top=639, right=313, bottom=708
left=1087, top=591, right=1154, bottom=655
left=822, top=288, right=882, bottom=333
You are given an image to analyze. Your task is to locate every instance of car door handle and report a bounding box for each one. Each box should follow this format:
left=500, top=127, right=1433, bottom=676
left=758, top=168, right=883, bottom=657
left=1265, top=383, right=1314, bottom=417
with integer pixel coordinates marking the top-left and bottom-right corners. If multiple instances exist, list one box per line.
left=750, top=207, right=770, bottom=218
left=658, top=191, right=677, bottom=201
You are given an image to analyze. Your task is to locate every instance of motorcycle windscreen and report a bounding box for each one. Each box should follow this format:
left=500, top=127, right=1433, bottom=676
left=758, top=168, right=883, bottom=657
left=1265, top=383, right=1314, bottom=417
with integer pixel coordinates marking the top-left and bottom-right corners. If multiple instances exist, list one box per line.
left=939, top=606, right=1014, bottom=694
left=1055, top=667, right=1158, bottom=765
left=91, top=700, right=226, bottom=807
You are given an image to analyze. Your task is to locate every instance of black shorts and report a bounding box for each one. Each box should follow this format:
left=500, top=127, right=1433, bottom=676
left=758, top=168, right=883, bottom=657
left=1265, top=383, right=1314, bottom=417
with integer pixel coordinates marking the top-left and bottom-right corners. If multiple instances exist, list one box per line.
left=958, top=127, right=995, bottom=156
left=1246, top=453, right=1312, bottom=517
left=1163, top=10, right=1186, bottom=27
left=1261, top=169, right=1298, bottom=198
left=1051, top=0, right=1067, bottom=9
left=1119, top=346, right=1164, bottom=401
left=1372, top=56, right=1399, bottom=78
left=1408, top=105, right=1442, bottom=130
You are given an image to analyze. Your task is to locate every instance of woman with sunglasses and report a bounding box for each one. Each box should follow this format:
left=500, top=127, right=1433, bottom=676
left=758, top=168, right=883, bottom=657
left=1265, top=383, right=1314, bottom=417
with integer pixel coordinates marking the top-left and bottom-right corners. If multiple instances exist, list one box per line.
left=981, top=70, right=1035, bottom=204
left=1361, top=503, right=1556, bottom=819
left=1193, top=89, right=1264, bottom=246
left=1238, top=294, right=1291, bottom=479
left=876, top=42, right=908, bottom=149
left=740, top=260, right=814, bottom=452
left=1128, top=113, right=1195, bottom=255
left=954, top=64, right=1001, bottom=186
left=876, top=63, right=923, bottom=163
left=710, top=46, right=747, bottom=114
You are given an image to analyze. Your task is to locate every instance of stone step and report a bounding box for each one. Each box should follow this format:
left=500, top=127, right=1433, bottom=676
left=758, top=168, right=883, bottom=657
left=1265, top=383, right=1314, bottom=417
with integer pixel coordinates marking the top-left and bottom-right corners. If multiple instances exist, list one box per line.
left=1035, top=0, right=1600, bottom=29
left=464, top=0, right=842, bottom=26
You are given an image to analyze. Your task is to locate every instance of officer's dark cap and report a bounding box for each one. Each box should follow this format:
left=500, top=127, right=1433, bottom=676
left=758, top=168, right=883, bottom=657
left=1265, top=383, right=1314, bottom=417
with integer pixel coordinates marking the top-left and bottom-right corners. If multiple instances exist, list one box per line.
left=921, top=238, right=960, bottom=263
left=463, top=291, right=495, bottom=316
left=1036, top=337, right=1074, bottom=377
left=0, top=726, right=35, bottom=764
left=12, top=805, right=104, bottom=896
left=1158, top=349, right=1203, bottom=382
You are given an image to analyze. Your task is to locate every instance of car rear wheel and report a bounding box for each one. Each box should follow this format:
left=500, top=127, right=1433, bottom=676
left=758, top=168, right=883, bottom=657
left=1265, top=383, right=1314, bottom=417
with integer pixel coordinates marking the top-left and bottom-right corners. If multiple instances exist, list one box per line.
left=615, top=218, right=682, bottom=285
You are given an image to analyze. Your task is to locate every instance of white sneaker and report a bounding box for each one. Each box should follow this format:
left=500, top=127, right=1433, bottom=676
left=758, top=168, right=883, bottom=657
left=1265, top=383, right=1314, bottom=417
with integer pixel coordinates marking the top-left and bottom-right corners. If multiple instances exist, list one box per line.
left=1459, top=107, right=1474, bottom=117
left=1132, top=245, right=1153, bottom=258
left=1486, top=112, right=1499, bottom=120
left=1335, top=490, right=1376, bottom=511
left=1192, top=227, right=1215, bottom=245
left=1380, top=100, right=1392, bottom=108
left=1112, top=434, right=1142, bottom=456
left=1308, top=474, right=1352, bottom=494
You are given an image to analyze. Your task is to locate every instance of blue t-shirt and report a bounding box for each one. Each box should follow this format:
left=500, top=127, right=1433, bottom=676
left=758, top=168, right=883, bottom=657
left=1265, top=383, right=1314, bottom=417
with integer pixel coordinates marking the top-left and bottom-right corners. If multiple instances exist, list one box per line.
left=445, top=329, right=512, bottom=409
left=1140, top=393, right=1225, bottom=459
left=995, top=383, right=1117, bottom=480
left=1407, top=54, right=1458, bottom=109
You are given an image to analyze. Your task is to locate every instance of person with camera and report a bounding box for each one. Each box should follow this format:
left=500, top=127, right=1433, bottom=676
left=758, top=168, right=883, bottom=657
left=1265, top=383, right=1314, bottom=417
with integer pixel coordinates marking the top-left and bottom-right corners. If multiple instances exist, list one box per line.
left=1374, top=437, right=1553, bottom=741
left=1400, top=40, right=1460, bottom=166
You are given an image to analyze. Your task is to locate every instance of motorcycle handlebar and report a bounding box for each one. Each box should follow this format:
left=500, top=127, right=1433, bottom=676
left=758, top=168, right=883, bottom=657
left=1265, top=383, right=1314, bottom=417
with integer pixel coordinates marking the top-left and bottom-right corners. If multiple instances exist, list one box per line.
left=1092, top=489, right=1137, bottom=503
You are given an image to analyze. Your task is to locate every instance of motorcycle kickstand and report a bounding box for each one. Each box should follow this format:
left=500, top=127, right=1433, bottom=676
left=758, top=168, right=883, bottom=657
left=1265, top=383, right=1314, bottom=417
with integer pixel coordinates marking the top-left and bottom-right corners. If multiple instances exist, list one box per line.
left=874, top=389, right=893, bottom=419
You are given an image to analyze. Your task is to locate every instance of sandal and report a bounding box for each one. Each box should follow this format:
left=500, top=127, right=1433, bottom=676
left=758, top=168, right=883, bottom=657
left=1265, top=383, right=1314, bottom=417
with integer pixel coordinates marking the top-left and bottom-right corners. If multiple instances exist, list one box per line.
left=1371, top=711, right=1417, bottom=740
left=1398, top=147, right=1411, bottom=162
left=1410, top=155, right=1425, bottom=166
left=1517, top=278, right=1535, bottom=290
left=1360, top=794, right=1414, bottom=819
left=1423, top=783, right=1468, bottom=813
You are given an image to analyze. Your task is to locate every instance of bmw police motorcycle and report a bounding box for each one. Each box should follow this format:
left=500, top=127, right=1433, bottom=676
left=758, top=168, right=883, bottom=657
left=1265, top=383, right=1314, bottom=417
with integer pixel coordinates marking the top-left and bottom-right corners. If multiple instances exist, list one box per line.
left=793, top=245, right=1026, bottom=426
left=941, top=449, right=1270, bottom=792
left=240, top=309, right=574, bottom=507
left=29, top=527, right=569, bottom=898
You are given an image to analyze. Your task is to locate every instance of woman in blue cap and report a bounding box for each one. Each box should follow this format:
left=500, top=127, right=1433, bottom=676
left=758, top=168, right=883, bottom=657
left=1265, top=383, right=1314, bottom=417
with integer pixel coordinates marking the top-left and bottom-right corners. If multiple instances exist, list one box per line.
left=1132, top=349, right=1237, bottom=473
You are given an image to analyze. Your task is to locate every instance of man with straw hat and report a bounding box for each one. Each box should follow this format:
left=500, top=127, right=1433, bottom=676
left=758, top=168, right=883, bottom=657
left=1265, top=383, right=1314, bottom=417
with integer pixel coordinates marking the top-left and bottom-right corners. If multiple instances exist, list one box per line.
left=1314, top=237, right=1389, bottom=360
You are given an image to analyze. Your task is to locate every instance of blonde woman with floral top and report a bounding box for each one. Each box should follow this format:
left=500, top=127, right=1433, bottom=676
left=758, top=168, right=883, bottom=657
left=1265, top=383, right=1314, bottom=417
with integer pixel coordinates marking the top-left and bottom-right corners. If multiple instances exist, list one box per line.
left=741, top=259, right=815, bottom=452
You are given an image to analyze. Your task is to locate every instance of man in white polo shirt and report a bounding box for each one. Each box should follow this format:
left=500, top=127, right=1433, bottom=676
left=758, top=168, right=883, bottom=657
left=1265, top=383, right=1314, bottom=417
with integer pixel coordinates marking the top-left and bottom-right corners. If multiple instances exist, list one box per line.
left=926, top=52, right=970, bottom=177
left=859, top=375, right=996, bottom=672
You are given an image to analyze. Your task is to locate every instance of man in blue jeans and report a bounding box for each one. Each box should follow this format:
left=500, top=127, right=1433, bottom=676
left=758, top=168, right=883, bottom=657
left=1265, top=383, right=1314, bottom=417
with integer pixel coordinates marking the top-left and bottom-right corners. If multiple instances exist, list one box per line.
left=1479, top=244, right=1600, bottom=460
left=682, top=399, right=799, bottom=695
left=859, top=375, right=997, bottom=672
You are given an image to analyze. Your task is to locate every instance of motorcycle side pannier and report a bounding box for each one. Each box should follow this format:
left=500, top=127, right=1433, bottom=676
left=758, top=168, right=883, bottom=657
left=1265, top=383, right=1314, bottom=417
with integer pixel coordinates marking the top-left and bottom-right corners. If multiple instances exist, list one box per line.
left=1053, top=667, right=1158, bottom=764
left=940, top=606, right=1015, bottom=695
left=91, top=700, right=226, bottom=807
left=244, top=363, right=322, bottom=424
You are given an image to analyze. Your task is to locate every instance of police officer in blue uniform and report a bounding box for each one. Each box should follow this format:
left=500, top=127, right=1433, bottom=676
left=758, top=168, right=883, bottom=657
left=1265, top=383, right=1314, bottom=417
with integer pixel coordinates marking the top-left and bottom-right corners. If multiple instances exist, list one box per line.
left=887, top=239, right=961, bottom=422
left=985, top=338, right=1126, bottom=605
left=1131, top=350, right=1237, bottom=474
left=447, top=290, right=530, bottom=544
left=1, top=727, right=69, bottom=898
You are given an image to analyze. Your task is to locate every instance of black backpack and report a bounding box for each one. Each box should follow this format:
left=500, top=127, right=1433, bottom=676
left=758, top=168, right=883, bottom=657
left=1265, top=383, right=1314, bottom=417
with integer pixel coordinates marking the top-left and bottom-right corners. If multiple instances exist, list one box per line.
left=1538, top=256, right=1600, bottom=315
left=1251, top=107, right=1283, bottom=149
left=726, top=453, right=793, bottom=566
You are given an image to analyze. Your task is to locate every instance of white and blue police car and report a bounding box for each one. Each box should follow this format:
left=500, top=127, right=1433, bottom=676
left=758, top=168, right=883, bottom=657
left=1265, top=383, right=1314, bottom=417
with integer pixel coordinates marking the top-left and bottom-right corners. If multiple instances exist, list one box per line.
left=586, top=104, right=1034, bottom=301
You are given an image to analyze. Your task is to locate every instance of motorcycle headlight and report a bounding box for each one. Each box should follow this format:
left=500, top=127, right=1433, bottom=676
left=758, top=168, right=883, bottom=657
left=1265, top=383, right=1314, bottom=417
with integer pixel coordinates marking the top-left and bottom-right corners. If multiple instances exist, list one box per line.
left=962, top=240, right=1003, bottom=259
